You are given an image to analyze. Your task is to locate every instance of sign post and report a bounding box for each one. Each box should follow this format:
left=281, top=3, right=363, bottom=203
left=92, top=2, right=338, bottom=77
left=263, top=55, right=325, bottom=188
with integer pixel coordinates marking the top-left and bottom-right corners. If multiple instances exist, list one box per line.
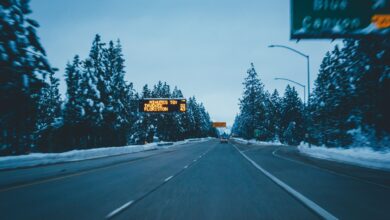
left=291, top=0, right=390, bottom=39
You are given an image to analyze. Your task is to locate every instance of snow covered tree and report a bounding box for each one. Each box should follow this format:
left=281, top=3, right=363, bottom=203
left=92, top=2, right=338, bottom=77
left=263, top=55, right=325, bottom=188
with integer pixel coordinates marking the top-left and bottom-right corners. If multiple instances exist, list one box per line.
left=153, top=81, right=175, bottom=141
left=185, top=97, right=201, bottom=138
left=350, top=38, right=390, bottom=147
left=267, top=89, right=282, bottom=141
left=64, top=55, right=84, bottom=125
left=36, top=71, right=62, bottom=130
left=309, top=44, right=356, bottom=146
left=235, top=63, right=269, bottom=140
left=130, top=84, right=154, bottom=144
left=280, top=85, right=304, bottom=146
left=0, top=0, right=53, bottom=154
left=100, top=39, right=131, bottom=145
left=35, top=71, right=63, bottom=152
left=309, top=38, right=390, bottom=148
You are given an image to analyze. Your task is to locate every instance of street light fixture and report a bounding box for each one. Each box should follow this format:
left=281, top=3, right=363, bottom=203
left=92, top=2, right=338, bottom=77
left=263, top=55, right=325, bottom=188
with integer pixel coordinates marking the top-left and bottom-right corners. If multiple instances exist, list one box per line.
left=268, top=45, right=310, bottom=106
left=274, top=77, right=306, bottom=106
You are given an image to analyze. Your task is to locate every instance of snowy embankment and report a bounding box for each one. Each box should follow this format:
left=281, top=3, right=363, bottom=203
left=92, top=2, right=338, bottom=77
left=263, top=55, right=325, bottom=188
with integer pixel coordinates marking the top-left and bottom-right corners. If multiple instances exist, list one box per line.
left=298, top=143, right=390, bottom=171
left=0, top=137, right=212, bottom=170
left=232, top=137, right=284, bottom=146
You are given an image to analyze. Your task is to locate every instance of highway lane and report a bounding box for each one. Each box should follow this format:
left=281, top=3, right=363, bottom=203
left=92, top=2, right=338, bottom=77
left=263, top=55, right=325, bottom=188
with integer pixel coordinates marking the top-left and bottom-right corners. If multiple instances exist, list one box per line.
left=0, top=140, right=215, bottom=220
left=234, top=141, right=390, bottom=220
left=0, top=141, right=209, bottom=189
left=1, top=139, right=389, bottom=220
left=117, top=142, right=319, bottom=220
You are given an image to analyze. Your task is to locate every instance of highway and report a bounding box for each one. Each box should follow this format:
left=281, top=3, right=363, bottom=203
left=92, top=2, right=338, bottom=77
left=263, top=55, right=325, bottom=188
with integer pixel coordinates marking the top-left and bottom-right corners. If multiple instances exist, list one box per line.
left=1, top=139, right=389, bottom=220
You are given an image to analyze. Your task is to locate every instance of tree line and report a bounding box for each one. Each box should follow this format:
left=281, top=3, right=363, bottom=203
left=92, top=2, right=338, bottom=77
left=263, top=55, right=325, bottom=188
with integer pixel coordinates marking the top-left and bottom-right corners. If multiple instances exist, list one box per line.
left=232, top=63, right=305, bottom=146
left=0, top=1, right=216, bottom=155
left=233, top=39, right=389, bottom=149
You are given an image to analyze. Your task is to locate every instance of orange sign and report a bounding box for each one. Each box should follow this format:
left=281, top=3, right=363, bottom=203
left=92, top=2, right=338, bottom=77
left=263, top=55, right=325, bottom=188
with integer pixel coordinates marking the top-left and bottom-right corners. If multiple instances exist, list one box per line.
left=213, top=122, right=226, bottom=128
left=372, top=15, right=390, bottom=29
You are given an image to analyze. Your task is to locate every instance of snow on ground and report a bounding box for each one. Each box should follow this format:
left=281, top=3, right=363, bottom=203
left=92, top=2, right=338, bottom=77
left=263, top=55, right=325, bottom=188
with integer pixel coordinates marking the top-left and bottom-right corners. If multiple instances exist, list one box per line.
left=0, top=137, right=212, bottom=170
left=232, top=137, right=390, bottom=171
left=298, top=143, right=390, bottom=171
left=232, top=137, right=284, bottom=146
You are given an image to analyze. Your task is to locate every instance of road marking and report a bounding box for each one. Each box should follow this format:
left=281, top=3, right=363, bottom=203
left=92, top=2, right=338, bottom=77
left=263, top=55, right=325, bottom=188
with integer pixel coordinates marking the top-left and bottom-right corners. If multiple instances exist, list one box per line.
left=232, top=144, right=338, bottom=220
left=104, top=143, right=215, bottom=219
left=193, top=159, right=197, bottom=162
left=106, top=200, right=134, bottom=219
left=164, top=175, right=173, bottom=182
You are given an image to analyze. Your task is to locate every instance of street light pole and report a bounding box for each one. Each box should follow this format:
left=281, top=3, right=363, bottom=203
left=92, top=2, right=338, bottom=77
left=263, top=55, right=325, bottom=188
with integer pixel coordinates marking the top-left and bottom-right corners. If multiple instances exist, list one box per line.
left=269, top=45, right=311, bottom=147
left=268, top=45, right=310, bottom=106
left=274, top=77, right=305, bottom=106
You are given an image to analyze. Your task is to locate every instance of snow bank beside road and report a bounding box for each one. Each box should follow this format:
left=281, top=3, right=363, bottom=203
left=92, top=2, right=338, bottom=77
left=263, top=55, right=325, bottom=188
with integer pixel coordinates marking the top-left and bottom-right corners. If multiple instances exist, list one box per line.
left=298, top=143, right=390, bottom=171
left=0, top=137, right=212, bottom=170
left=232, top=137, right=284, bottom=146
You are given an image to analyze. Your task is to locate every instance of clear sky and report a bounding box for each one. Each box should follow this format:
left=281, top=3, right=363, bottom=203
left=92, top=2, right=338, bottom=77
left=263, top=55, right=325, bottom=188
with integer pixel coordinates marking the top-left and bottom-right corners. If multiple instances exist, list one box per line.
left=30, top=0, right=338, bottom=126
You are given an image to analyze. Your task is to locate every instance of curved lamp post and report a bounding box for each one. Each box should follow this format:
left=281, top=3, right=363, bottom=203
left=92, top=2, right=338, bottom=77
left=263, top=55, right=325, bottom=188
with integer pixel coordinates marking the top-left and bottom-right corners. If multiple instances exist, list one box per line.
left=268, top=45, right=310, bottom=106
left=275, top=77, right=306, bottom=105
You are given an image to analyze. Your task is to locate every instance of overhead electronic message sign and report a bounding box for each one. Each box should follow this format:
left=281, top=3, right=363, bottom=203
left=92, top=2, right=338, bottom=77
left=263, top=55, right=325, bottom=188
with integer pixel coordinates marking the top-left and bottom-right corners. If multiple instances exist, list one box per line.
left=291, top=0, right=390, bottom=39
left=139, top=99, right=186, bottom=113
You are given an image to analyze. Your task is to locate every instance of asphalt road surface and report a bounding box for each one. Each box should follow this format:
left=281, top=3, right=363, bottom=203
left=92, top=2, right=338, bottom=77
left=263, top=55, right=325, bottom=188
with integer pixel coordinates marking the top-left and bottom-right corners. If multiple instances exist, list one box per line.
left=1, top=139, right=389, bottom=220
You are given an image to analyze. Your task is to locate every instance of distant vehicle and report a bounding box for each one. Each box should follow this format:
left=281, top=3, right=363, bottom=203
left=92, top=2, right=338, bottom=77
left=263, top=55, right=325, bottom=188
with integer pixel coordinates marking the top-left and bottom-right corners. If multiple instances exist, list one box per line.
left=220, top=134, right=229, bottom=144
left=220, top=137, right=228, bottom=144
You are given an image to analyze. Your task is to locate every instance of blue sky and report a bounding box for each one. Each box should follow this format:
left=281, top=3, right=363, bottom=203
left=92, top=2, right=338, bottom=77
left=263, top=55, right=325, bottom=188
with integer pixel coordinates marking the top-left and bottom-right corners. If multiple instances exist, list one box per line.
left=30, top=0, right=338, bottom=126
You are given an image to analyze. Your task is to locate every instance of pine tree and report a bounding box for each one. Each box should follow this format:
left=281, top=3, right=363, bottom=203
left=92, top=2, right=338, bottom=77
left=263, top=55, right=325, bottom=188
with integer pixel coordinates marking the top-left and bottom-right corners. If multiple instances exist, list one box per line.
left=101, top=39, right=129, bottom=145
left=236, top=63, right=268, bottom=140
left=186, top=97, right=201, bottom=138
left=231, top=114, right=242, bottom=137
left=130, top=84, right=153, bottom=144
left=280, top=85, right=304, bottom=145
left=351, top=38, right=390, bottom=146
left=0, top=0, right=53, bottom=154
left=81, top=58, right=104, bottom=128
left=64, top=55, right=84, bottom=125
left=267, top=89, right=282, bottom=141
left=36, top=72, right=62, bottom=130
left=35, top=71, right=62, bottom=152
left=171, top=87, right=186, bottom=140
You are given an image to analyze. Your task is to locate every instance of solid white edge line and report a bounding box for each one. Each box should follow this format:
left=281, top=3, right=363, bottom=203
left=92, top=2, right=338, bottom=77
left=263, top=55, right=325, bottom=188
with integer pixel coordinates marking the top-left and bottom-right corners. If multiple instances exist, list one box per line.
left=164, top=175, right=173, bottom=182
left=106, top=200, right=134, bottom=219
left=232, top=144, right=338, bottom=220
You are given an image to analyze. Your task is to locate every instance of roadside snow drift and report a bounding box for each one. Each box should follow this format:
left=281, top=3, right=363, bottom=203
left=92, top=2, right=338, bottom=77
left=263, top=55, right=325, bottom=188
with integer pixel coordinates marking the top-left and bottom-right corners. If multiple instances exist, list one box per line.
left=298, top=143, right=390, bottom=171
left=232, top=137, right=284, bottom=146
left=0, top=138, right=212, bottom=170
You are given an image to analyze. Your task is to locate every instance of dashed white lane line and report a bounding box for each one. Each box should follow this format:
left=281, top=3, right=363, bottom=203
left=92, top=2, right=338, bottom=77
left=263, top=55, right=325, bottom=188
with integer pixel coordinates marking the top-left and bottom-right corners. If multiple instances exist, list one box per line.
left=232, top=144, right=338, bottom=220
left=164, top=175, right=173, bottom=182
left=106, top=200, right=134, bottom=219
left=106, top=148, right=212, bottom=219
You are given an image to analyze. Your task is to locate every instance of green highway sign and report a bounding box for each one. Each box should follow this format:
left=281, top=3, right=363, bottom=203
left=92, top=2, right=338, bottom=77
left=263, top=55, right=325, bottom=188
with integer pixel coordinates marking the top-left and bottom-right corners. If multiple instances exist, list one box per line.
left=291, top=0, right=390, bottom=39
left=254, top=129, right=261, bottom=138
